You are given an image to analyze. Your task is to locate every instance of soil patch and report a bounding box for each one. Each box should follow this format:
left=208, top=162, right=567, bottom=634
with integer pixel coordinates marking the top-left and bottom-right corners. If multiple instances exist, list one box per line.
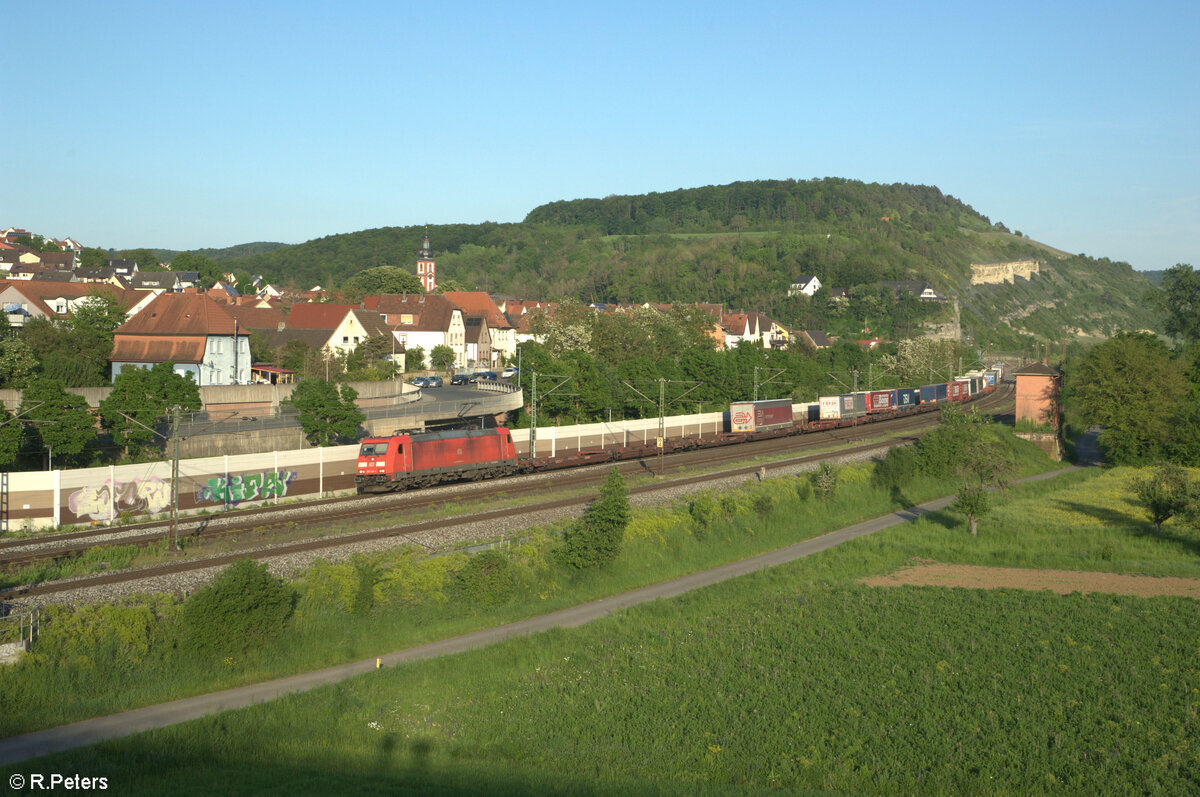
left=862, top=562, right=1200, bottom=599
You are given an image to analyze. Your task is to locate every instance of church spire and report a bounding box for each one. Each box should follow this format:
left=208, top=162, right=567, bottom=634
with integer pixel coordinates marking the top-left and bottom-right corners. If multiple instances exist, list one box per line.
left=416, top=225, right=436, bottom=292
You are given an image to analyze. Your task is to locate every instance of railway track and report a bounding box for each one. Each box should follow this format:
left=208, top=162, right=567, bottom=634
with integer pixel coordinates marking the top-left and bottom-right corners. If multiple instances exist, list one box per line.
left=0, top=384, right=1012, bottom=600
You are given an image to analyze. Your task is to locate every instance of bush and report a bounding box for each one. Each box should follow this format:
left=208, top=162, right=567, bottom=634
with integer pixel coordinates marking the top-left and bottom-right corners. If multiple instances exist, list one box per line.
left=180, top=559, right=295, bottom=658
left=873, top=445, right=918, bottom=490
left=794, top=478, right=813, bottom=501
left=812, top=463, right=839, bottom=498
left=688, top=494, right=721, bottom=537
left=452, top=549, right=519, bottom=607
left=32, top=596, right=175, bottom=671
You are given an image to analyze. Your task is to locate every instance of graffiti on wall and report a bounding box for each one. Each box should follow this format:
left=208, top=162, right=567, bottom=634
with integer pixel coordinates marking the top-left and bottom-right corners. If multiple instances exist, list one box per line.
left=196, top=470, right=298, bottom=506
left=69, top=478, right=172, bottom=522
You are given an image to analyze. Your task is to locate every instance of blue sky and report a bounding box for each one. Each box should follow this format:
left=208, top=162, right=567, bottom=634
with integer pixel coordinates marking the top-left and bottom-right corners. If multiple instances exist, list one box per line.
left=8, top=1, right=1197, bottom=270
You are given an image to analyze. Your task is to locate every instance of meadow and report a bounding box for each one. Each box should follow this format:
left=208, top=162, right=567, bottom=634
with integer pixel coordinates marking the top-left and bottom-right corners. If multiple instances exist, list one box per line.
left=5, top=460, right=1200, bottom=794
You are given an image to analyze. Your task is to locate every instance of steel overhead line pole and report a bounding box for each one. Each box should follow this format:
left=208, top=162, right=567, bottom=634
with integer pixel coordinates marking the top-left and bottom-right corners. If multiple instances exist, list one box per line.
left=527, top=372, right=573, bottom=461
left=621, top=378, right=702, bottom=476
left=170, top=407, right=180, bottom=551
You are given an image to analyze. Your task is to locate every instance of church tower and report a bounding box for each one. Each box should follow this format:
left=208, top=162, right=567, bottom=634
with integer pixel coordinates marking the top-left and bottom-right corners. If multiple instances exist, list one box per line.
left=416, top=229, right=436, bottom=292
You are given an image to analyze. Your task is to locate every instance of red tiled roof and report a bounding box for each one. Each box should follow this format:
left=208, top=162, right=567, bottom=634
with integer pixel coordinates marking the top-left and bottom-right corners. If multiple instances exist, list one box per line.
left=115, top=293, right=240, bottom=336
left=375, top=293, right=459, bottom=332
left=288, top=303, right=357, bottom=329
left=110, top=337, right=207, bottom=364
left=227, top=305, right=286, bottom=332
left=442, top=291, right=512, bottom=329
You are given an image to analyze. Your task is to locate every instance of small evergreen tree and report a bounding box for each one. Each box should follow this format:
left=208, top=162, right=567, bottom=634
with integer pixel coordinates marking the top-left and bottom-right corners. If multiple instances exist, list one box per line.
left=562, top=467, right=631, bottom=569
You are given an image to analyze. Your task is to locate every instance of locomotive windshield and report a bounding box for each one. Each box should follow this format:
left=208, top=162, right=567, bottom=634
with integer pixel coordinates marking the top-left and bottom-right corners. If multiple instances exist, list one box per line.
left=359, top=442, right=389, bottom=456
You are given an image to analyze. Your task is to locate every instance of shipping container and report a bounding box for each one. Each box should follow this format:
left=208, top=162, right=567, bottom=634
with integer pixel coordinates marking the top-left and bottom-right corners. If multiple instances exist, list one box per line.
left=895, top=387, right=919, bottom=408
left=850, top=392, right=867, bottom=415
left=948, top=380, right=970, bottom=401
left=983, top=371, right=996, bottom=387
left=819, top=396, right=842, bottom=420
left=971, top=377, right=983, bottom=394
left=728, top=398, right=794, bottom=433
left=920, top=383, right=949, bottom=403
left=866, top=390, right=895, bottom=413
left=803, top=402, right=821, bottom=423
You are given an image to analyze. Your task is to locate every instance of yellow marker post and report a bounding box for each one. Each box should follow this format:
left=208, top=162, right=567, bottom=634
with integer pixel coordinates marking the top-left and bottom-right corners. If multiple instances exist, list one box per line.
left=376, top=657, right=382, bottom=669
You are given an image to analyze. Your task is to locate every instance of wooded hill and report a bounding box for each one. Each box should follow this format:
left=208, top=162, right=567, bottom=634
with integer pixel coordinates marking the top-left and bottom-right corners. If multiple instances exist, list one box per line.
left=205, top=178, right=1160, bottom=349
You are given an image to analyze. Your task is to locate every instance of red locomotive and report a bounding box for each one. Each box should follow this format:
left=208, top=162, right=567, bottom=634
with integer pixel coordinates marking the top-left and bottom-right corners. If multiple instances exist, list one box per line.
left=355, top=427, right=519, bottom=493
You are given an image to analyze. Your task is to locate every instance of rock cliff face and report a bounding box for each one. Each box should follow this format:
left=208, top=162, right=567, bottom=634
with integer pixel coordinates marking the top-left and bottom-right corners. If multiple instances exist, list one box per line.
left=970, top=260, right=1041, bottom=285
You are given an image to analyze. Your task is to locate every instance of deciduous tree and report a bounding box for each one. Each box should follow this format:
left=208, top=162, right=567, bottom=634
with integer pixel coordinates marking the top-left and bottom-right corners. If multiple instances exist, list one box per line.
left=20, top=377, right=96, bottom=465
left=1152, top=263, right=1200, bottom=344
left=0, top=401, right=23, bottom=467
left=288, top=379, right=364, bottom=446
left=1073, top=333, right=1187, bottom=465
left=99, top=363, right=201, bottom=458
left=341, top=266, right=423, bottom=301
left=428, top=344, right=455, bottom=371
left=1132, top=464, right=1197, bottom=536
left=0, top=337, right=39, bottom=389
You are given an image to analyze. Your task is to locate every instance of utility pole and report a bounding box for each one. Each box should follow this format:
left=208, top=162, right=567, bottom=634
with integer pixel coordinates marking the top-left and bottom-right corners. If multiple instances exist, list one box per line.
left=622, top=378, right=701, bottom=476
left=169, top=407, right=180, bottom=551
left=527, top=372, right=572, bottom=460
left=658, top=378, right=665, bottom=476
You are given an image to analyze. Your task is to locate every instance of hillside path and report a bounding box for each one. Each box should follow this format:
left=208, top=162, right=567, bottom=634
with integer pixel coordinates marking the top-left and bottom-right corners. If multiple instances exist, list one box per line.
left=0, top=466, right=1076, bottom=767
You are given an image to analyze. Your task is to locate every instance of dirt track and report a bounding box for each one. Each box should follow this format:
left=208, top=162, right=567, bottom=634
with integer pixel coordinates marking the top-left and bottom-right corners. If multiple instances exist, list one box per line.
left=863, top=561, right=1200, bottom=599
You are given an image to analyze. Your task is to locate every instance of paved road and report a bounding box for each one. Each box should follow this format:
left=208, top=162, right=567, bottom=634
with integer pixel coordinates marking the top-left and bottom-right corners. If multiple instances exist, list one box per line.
left=0, top=467, right=1075, bottom=767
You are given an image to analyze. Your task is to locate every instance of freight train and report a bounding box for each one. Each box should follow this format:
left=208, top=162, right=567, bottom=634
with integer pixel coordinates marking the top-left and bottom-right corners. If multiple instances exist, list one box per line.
left=355, top=367, right=1004, bottom=493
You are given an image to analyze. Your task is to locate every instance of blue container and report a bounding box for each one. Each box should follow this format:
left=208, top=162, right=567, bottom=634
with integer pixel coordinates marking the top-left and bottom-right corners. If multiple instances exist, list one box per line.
left=920, top=383, right=949, bottom=403
left=896, top=387, right=918, bottom=407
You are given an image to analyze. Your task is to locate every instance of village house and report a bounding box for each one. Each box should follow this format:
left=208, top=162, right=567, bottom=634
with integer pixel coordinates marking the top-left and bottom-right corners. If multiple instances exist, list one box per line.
left=788, top=274, right=822, bottom=297
left=443, top=291, right=515, bottom=365
left=0, top=281, right=155, bottom=327
left=374, top=293, right=468, bottom=368
left=109, top=293, right=251, bottom=386
left=463, top=317, right=492, bottom=369
left=285, top=304, right=391, bottom=357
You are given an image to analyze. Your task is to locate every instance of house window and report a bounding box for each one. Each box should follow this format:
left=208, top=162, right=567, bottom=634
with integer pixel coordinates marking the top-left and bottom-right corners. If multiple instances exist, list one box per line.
left=343, top=336, right=349, bottom=344
left=398, top=335, right=406, bottom=344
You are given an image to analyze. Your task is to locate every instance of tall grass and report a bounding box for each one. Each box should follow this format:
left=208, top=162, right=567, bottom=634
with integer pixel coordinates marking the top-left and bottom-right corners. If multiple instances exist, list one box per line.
left=0, top=442, right=1077, bottom=739
left=10, top=466, right=1199, bottom=793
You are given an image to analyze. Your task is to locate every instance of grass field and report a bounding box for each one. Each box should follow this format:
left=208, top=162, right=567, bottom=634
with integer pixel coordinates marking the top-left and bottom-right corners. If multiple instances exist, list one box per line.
left=6, top=464, right=1199, bottom=794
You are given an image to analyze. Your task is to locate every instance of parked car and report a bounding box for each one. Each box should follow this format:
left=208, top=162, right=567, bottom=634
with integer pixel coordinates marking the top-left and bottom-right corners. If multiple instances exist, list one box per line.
left=476, top=371, right=499, bottom=381
left=425, top=376, right=443, bottom=388
left=501, top=367, right=518, bottom=379
left=409, top=376, right=429, bottom=388
left=450, top=373, right=471, bottom=386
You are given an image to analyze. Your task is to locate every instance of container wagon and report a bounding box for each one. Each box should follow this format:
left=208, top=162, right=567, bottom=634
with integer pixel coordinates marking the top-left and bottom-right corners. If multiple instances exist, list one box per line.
left=948, top=380, right=970, bottom=401
left=728, top=399, right=794, bottom=433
